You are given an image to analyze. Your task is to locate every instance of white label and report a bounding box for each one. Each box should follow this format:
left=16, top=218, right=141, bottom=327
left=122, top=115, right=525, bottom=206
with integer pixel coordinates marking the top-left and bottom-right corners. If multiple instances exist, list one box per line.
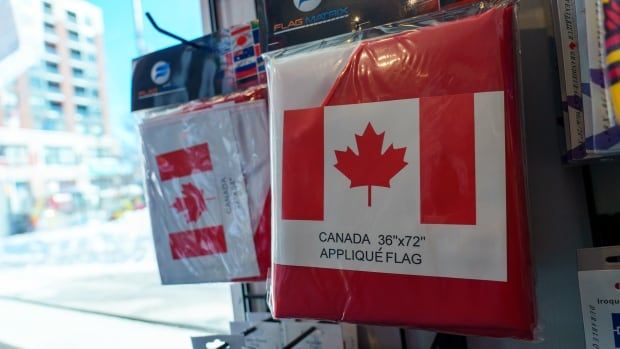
left=579, top=269, right=620, bottom=349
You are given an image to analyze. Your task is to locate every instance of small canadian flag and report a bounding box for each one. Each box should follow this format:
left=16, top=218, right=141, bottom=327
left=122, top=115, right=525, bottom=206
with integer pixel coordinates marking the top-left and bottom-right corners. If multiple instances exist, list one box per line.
left=155, top=143, right=225, bottom=260
left=141, top=107, right=260, bottom=284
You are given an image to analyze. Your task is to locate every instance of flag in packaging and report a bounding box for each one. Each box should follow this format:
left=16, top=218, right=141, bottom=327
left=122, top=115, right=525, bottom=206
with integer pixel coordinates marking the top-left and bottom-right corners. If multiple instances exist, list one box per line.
left=141, top=98, right=270, bottom=284
left=267, top=3, right=536, bottom=339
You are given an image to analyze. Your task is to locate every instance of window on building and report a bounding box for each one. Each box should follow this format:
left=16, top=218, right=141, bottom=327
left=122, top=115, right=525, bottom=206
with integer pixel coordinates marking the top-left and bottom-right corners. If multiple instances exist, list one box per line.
left=76, top=105, right=88, bottom=116
left=0, top=145, right=29, bottom=166
left=90, top=147, right=113, bottom=158
left=88, top=124, right=103, bottom=136
left=48, top=100, right=62, bottom=112
left=70, top=49, right=82, bottom=60
left=44, top=22, right=55, bottom=34
left=88, top=54, right=97, bottom=62
left=44, top=147, right=78, bottom=165
left=40, top=118, right=63, bottom=131
left=68, top=30, right=79, bottom=41
left=66, top=11, right=77, bottom=23
left=86, top=37, right=96, bottom=44
left=72, top=67, right=84, bottom=78
left=85, top=17, right=92, bottom=26
left=29, top=76, right=43, bottom=90
left=43, top=2, right=52, bottom=14
left=92, top=89, right=99, bottom=97
left=44, top=42, right=57, bottom=54
left=47, top=81, right=61, bottom=92
left=74, top=86, right=86, bottom=96
left=45, top=61, right=59, bottom=73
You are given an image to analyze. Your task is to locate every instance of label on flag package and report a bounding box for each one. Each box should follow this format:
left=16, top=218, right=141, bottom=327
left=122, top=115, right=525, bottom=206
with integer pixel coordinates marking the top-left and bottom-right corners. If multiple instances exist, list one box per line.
left=141, top=106, right=259, bottom=284
left=266, top=2, right=536, bottom=339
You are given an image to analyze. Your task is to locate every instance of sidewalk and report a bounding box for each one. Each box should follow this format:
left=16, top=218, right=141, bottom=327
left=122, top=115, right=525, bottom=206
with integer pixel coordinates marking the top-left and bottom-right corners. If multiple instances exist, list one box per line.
left=0, top=210, right=235, bottom=348
left=0, top=298, right=203, bottom=349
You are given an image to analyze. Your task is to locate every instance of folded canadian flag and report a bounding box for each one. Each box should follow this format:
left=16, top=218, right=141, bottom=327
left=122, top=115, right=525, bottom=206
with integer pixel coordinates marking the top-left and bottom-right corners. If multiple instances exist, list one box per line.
left=141, top=100, right=270, bottom=284
left=268, top=5, right=536, bottom=339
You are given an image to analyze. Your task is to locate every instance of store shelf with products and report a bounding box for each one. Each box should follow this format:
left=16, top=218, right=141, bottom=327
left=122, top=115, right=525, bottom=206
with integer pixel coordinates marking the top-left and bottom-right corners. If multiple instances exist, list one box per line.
left=126, top=0, right=620, bottom=348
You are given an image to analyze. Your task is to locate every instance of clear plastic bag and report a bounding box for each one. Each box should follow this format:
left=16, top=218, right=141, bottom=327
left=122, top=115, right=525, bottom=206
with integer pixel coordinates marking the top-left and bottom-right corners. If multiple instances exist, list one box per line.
left=266, top=1, right=537, bottom=339
left=138, top=87, right=271, bottom=284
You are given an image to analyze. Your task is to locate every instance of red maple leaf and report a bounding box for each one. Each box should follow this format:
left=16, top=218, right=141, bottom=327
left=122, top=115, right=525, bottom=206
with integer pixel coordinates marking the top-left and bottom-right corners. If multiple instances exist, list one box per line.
left=171, top=183, right=213, bottom=223
left=334, top=123, right=408, bottom=207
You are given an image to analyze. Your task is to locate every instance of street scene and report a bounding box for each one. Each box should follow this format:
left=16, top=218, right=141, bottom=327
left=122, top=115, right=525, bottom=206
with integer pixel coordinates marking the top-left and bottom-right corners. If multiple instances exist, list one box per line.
left=0, top=0, right=228, bottom=348
left=0, top=210, right=233, bottom=348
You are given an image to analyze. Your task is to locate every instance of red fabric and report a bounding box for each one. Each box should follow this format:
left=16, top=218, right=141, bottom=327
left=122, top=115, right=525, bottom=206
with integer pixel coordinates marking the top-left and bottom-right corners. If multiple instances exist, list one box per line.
left=233, top=193, right=272, bottom=282
left=282, top=107, right=324, bottom=220
left=156, top=143, right=213, bottom=181
left=173, top=85, right=271, bottom=282
left=420, top=94, right=476, bottom=225
left=273, top=6, right=536, bottom=339
left=169, top=226, right=227, bottom=259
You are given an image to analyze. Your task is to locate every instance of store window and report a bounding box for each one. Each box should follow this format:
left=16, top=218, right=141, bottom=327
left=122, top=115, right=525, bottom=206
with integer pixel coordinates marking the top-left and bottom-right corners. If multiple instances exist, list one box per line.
left=0, top=2, right=233, bottom=347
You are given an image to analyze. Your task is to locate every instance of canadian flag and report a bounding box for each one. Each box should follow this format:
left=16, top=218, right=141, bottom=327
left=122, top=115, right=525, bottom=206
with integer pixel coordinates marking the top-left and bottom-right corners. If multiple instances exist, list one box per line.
left=141, top=106, right=262, bottom=284
left=269, top=6, right=535, bottom=339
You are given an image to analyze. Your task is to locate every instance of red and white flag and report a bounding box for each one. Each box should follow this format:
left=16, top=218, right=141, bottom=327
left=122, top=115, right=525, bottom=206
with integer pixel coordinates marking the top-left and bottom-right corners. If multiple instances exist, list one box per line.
left=279, top=92, right=506, bottom=281
left=268, top=5, right=535, bottom=339
left=141, top=106, right=260, bottom=284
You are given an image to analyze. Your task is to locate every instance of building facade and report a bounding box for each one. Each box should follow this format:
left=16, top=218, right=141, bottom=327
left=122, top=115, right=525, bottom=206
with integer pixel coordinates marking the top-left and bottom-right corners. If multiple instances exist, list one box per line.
left=0, top=0, right=132, bottom=235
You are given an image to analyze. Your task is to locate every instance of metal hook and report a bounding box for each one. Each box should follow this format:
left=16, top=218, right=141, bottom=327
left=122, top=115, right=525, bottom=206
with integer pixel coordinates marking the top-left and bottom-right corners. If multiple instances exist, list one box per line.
left=145, top=12, right=205, bottom=50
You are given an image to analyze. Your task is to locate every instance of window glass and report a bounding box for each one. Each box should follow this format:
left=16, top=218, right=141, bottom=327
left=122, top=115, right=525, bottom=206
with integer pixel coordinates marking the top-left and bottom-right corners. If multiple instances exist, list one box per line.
left=0, top=2, right=226, bottom=347
left=68, top=30, right=80, bottom=41
left=70, top=49, right=82, bottom=60
left=67, top=11, right=77, bottom=23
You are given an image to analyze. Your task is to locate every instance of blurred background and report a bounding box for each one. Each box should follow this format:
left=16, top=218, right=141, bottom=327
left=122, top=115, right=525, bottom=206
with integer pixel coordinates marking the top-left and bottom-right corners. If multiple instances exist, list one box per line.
left=0, top=1, right=233, bottom=347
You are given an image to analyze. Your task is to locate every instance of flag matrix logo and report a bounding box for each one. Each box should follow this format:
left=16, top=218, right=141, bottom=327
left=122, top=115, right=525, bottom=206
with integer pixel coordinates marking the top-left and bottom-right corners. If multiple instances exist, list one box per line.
left=151, top=61, right=170, bottom=85
left=294, top=0, right=322, bottom=12
left=334, top=122, right=408, bottom=207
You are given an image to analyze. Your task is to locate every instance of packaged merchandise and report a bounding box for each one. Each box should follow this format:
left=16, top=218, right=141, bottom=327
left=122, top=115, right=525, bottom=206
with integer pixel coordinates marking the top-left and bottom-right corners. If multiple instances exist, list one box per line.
left=584, top=0, right=620, bottom=154
left=140, top=98, right=270, bottom=284
left=266, top=1, right=536, bottom=339
left=603, top=0, right=620, bottom=125
left=578, top=246, right=620, bottom=349
left=132, top=21, right=271, bottom=284
left=552, top=0, right=585, bottom=159
left=258, top=0, right=477, bottom=50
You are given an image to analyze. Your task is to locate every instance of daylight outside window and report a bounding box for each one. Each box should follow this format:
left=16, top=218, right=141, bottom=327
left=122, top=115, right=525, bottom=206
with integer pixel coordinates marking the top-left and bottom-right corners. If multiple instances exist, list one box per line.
left=0, top=1, right=232, bottom=348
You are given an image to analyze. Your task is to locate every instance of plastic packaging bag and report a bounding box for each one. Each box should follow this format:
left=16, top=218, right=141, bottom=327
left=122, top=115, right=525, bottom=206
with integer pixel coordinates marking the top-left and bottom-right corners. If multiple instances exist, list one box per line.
left=139, top=87, right=271, bottom=284
left=266, top=1, right=536, bottom=339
